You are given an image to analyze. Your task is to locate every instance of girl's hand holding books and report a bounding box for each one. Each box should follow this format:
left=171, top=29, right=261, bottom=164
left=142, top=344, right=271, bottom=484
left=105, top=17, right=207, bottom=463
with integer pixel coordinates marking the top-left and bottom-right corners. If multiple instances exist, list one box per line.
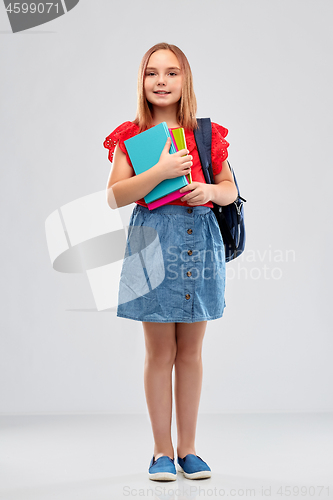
left=179, top=182, right=212, bottom=205
left=156, top=137, right=192, bottom=181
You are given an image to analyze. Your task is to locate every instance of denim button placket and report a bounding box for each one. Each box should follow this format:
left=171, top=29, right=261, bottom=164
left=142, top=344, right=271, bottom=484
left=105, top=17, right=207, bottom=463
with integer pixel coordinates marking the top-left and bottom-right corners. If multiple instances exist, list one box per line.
left=183, top=206, right=195, bottom=320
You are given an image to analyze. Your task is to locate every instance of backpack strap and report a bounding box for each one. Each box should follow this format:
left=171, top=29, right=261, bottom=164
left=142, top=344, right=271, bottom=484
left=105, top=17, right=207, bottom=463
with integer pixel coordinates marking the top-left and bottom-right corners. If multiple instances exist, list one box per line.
left=194, top=117, right=237, bottom=253
left=194, top=118, right=214, bottom=185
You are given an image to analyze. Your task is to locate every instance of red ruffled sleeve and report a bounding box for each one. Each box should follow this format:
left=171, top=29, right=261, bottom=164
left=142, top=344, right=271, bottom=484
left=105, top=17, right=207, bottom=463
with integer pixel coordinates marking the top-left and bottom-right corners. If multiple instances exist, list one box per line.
left=211, top=122, right=230, bottom=176
left=103, top=121, right=139, bottom=165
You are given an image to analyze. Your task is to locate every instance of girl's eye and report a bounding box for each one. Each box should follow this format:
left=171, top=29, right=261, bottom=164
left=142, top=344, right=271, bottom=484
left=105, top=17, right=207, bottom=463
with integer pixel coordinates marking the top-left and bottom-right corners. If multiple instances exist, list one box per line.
left=145, top=72, right=178, bottom=77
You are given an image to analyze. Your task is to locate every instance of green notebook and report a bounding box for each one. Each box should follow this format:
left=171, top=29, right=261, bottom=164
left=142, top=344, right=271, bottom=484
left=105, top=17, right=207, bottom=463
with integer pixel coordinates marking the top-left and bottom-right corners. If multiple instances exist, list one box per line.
left=169, top=127, right=192, bottom=184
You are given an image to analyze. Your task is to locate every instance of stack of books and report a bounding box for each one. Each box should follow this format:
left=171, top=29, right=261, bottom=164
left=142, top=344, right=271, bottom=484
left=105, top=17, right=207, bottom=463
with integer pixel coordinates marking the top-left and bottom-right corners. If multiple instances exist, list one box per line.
left=124, top=122, right=192, bottom=210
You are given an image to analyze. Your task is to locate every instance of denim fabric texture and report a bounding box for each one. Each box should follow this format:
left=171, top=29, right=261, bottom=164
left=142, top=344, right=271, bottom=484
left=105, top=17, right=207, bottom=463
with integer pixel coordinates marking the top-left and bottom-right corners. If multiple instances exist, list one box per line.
left=117, top=203, right=226, bottom=323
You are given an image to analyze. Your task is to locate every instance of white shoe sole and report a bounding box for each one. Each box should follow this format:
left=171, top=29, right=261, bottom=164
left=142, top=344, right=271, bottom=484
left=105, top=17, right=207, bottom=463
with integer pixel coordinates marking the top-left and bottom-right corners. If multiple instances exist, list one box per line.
left=177, top=463, right=212, bottom=479
left=148, top=471, right=177, bottom=481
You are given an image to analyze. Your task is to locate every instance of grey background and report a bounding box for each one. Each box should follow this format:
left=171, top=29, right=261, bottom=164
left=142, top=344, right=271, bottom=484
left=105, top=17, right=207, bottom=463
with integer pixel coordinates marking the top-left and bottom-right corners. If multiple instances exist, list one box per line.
left=0, top=0, right=332, bottom=415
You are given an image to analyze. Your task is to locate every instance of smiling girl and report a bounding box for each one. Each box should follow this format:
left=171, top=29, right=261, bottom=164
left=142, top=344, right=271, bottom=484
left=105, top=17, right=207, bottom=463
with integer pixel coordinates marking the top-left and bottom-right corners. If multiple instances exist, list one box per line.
left=104, top=43, right=237, bottom=481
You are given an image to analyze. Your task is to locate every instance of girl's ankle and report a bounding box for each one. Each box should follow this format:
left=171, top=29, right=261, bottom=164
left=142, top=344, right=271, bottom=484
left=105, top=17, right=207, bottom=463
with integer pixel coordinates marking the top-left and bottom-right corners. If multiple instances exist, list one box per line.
left=154, top=451, right=174, bottom=461
left=177, top=448, right=196, bottom=459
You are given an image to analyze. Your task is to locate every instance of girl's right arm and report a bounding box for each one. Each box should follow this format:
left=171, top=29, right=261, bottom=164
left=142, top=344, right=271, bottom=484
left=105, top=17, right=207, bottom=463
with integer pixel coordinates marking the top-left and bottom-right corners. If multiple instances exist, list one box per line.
left=106, top=138, right=192, bottom=209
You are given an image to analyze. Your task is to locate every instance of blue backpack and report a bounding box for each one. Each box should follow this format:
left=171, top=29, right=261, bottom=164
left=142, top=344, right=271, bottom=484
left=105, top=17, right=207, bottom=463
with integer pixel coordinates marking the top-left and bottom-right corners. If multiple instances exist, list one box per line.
left=194, top=118, right=246, bottom=262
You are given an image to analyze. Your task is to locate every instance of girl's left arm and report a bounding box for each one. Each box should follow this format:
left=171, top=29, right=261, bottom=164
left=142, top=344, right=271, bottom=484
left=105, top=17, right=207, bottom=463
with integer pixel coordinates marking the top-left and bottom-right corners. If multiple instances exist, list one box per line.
left=209, top=159, right=238, bottom=206
left=179, top=160, right=238, bottom=206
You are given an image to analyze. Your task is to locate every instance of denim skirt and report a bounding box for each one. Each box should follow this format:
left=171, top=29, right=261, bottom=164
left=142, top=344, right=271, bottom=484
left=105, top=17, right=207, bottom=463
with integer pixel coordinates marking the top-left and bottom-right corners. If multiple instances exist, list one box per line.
left=117, top=203, right=226, bottom=323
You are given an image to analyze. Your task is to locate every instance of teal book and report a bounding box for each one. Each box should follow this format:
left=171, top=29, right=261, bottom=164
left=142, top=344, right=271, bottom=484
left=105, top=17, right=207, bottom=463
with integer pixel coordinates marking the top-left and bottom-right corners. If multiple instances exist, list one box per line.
left=124, top=122, right=188, bottom=204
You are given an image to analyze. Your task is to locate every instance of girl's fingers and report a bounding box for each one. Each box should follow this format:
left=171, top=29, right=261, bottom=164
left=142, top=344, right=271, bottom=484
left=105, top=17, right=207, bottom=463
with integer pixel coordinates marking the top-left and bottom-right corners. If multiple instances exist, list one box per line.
left=175, top=149, right=190, bottom=158
left=180, top=156, right=192, bottom=165
left=163, top=137, right=172, bottom=151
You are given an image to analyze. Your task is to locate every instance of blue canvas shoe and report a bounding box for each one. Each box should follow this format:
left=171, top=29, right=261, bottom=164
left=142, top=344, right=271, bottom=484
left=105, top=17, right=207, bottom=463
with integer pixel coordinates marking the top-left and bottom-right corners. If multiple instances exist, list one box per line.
left=148, top=455, right=177, bottom=481
left=177, top=454, right=212, bottom=479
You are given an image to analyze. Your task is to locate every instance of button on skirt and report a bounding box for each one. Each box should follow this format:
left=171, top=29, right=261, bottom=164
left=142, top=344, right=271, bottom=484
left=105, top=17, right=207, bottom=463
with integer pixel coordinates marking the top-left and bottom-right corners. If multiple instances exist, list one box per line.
left=117, top=203, right=226, bottom=323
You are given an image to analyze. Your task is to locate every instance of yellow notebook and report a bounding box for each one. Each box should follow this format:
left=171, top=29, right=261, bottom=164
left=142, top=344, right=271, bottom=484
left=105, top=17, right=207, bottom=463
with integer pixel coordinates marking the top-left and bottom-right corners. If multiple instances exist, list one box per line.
left=170, top=128, right=192, bottom=184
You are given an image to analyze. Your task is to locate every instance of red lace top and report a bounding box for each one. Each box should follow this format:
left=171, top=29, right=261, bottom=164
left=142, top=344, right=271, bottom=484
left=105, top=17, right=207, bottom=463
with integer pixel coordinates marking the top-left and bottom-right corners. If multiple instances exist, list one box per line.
left=103, top=121, right=229, bottom=209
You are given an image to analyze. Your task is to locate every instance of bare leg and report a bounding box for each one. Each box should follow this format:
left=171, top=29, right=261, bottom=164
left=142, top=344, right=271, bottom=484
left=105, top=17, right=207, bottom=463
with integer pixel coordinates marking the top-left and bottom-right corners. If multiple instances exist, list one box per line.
left=143, top=321, right=177, bottom=461
left=174, top=321, right=207, bottom=459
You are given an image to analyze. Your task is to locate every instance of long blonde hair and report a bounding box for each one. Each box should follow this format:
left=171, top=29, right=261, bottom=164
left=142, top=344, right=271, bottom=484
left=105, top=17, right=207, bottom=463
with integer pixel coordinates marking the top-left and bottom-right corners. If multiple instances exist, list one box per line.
left=133, top=43, right=197, bottom=131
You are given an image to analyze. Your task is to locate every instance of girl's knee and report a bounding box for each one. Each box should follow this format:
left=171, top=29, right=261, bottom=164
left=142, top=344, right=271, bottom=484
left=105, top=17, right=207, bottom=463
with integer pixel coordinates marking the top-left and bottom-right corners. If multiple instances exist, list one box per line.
left=145, top=347, right=177, bottom=366
left=175, top=346, right=202, bottom=364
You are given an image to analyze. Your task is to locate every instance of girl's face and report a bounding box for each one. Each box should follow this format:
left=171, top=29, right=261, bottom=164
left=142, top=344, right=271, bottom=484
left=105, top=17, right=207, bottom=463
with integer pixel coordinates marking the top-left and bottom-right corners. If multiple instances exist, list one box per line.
left=144, top=49, right=183, bottom=109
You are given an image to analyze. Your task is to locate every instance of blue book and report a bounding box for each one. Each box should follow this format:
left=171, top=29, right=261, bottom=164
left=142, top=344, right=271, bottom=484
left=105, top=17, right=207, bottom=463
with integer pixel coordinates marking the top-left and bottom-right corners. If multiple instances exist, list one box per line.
left=124, top=122, right=188, bottom=204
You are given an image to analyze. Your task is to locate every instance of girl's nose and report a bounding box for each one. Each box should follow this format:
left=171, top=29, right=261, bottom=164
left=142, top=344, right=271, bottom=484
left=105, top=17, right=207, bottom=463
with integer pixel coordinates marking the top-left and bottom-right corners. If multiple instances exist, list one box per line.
left=157, top=74, right=166, bottom=85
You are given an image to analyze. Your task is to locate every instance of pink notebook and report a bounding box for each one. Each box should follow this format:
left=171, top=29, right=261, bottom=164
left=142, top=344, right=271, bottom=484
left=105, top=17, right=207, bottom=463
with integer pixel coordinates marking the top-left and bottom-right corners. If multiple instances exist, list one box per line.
left=147, top=129, right=188, bottom=210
